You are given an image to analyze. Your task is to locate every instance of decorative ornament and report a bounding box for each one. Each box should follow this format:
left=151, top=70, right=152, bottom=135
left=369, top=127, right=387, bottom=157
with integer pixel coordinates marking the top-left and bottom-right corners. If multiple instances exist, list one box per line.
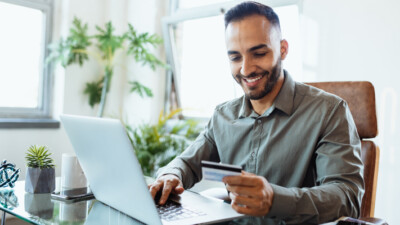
left=0, top=189, right=18, bottom=209
left=0, top=160, right=20, bottom=188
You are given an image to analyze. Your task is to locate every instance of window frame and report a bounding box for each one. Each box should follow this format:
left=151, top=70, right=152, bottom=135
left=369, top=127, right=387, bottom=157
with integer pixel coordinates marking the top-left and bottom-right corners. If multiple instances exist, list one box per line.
left=162, top=0, right=300, bottom=119
left=0, top=0, right=55, bottom=124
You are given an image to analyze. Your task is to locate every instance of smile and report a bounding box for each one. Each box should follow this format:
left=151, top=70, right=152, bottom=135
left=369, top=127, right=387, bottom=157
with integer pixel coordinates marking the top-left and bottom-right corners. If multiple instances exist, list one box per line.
left=244, top=75, right=263, bottom=83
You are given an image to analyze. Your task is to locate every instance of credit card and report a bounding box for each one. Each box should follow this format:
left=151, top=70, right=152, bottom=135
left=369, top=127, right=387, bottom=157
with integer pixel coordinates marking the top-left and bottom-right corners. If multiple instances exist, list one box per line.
left=201, top=160, right=242, bottom=182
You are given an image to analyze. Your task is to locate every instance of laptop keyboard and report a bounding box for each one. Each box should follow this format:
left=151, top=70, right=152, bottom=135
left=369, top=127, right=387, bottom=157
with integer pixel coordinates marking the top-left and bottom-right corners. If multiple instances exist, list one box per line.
left=156, top=200, right=207, bottom=222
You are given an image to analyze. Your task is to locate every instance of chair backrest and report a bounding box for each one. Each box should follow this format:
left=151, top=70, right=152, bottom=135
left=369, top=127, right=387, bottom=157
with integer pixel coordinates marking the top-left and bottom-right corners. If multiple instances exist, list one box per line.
left=306, top=81, right=379, bottom=218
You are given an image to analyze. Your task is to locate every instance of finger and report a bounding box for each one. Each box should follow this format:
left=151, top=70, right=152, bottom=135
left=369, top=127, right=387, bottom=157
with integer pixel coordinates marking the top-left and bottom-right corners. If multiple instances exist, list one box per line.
left=159, top=181, right=174, bottom=205
left=173, top=181, right=184, bottom=194
left=230, top=192, right=263, bottom=209
left=226, top=184, right=259, bottom=197
left=149, top=181, right=163, bottom=199
left=231, top=201, right=258, bottom=216
left=241, top=171, right=256, bottom=176
left=223, top=175, right=260, bottom=186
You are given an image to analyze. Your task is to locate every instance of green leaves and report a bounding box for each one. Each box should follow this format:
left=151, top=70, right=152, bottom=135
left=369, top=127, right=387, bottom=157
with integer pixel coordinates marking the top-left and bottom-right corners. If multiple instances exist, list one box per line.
left=47, top=17, right=91, bottom=67
left=129, top=81, right=153, bottom=98
left=25, top=145, right=55, bottom=169
left=126, top=24, right=165, bottom=70
left=46, top=17, right=166, bottom=112
left=69, top=17, right=91, bottom=65
left=84, top=77, right=104, bottom=107
left=95, top=22, right=124, bottom=61
left=126, top=110, right=202, bottom=176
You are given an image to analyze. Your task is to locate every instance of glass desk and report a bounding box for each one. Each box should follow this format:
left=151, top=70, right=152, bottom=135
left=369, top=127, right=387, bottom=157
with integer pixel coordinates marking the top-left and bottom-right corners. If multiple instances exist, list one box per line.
left=1, top=181, right=384, bottom=225
left=0, top=181, right=284, bottom=225
left=0, top=180, right=146, bottom=225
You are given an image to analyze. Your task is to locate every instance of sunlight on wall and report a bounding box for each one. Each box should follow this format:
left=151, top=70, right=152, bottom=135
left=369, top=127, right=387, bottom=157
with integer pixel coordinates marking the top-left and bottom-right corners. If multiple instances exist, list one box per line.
left=376, top=87, right=399, bottom=222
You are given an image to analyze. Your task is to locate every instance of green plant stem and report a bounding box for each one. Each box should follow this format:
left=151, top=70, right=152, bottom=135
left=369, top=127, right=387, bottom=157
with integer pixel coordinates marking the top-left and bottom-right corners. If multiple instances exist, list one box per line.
left=47, top=18, right=165, bottom=116
left=97, top=67, right=113, bottom=117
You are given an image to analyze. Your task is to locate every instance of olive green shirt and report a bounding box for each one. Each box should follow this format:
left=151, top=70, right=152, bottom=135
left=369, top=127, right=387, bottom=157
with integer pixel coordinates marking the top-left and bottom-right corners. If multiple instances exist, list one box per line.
left=158, top=72, right=364, bottom=224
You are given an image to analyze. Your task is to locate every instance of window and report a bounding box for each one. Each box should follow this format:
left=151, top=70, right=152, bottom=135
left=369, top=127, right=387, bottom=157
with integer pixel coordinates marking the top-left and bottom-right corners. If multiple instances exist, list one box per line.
left=0, top=0, right=54, bottom=124
left=163, top=0, right=301, bottom=119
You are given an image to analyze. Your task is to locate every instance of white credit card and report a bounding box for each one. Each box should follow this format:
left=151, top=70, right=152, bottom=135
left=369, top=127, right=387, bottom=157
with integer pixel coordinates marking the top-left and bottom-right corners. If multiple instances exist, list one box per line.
left=201, top=160, right=242, bottom=182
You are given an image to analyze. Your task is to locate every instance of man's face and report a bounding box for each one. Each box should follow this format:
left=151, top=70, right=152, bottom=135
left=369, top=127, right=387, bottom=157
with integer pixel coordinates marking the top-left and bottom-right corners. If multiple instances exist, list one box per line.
left=225, top=14, right=286, bottom=100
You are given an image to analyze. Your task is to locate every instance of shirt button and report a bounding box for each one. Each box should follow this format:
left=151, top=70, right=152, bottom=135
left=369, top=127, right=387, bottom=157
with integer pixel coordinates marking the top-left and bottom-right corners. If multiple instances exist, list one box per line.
left=251, top=152, right=255, bottom=157
left=257, top=120, right=261, bottom=124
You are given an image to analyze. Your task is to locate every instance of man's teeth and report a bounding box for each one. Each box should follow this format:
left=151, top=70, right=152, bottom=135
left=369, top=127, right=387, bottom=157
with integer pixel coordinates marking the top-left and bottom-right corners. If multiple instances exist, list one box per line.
left=245, top=76, right=262, bottom=83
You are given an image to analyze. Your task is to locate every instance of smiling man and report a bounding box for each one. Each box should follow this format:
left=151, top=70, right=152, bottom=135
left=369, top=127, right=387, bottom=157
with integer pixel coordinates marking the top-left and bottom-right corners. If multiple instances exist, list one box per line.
left=149, top=1, right=364, bottom=224
left=226, top=10, right=286, bottom=116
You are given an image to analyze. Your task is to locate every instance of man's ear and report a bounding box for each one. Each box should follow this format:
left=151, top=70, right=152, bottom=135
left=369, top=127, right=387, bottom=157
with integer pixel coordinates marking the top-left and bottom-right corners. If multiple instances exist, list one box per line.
left=280, top=39, right=289, bottom=60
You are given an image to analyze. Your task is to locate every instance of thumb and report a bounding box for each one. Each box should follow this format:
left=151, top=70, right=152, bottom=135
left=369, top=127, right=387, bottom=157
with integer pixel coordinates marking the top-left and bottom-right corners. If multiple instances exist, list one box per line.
left=241, top=170, right=255, bottom=176
left=174, top=182, right=184, bottom=194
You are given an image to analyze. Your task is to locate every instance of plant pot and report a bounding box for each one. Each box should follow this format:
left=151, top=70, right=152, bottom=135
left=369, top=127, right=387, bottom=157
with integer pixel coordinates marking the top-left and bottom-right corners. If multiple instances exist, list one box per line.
left=25, top=167, right=55, bottom=193
left=24, top=193, right=54, bottom=219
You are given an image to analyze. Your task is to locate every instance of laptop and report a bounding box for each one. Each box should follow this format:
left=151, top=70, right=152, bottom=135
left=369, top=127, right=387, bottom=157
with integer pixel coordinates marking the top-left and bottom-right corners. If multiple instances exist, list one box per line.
left=60, top=115, right=245, bottom=225
left=85, top=201, right=145, bottom=225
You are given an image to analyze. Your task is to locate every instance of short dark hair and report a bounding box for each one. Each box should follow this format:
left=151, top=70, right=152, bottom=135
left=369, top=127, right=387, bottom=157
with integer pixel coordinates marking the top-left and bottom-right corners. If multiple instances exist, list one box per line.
left=224, top=1, right=280, bottom=31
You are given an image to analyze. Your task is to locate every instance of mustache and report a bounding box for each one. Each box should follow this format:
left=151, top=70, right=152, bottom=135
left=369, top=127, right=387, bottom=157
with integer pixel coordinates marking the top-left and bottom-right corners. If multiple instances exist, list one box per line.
left=235, top=71, right=270, bottom=80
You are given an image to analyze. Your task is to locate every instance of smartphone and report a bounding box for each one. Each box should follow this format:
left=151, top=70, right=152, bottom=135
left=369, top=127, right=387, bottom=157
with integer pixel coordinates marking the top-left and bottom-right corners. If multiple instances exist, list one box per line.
left=336, top=218, right=373, bottom=225
left=51, top=187, right=94, bottom=202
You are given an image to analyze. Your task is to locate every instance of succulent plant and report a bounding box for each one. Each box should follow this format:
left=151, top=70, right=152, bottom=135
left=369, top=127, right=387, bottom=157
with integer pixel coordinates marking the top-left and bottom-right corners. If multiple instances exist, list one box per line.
left=25, top=145, right=55, bottom=169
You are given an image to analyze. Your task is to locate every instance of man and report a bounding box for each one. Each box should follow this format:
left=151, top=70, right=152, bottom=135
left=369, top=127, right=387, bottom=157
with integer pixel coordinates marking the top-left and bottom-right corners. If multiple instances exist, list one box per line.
left=149, top=1, right=364, bottom=224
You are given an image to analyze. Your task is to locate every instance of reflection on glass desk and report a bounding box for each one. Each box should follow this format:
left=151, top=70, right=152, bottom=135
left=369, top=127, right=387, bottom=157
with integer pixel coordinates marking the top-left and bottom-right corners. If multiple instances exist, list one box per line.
left=0, top=180, right=151, bottom=225
left=1, top=180, right=90, bottom=225
left=87, top=201, right=145, bottom=225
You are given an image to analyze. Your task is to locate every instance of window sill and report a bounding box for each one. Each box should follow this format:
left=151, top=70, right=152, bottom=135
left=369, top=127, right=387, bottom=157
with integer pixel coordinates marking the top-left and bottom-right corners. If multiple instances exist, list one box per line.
left=0, top=118, right=60, bottom=129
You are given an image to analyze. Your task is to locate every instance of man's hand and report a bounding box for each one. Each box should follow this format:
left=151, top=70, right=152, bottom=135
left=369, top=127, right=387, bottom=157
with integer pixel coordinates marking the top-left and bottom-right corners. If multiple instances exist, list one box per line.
left=223, top=171, right=274, bottom=217
left=148, top=174, right=184, bottom=205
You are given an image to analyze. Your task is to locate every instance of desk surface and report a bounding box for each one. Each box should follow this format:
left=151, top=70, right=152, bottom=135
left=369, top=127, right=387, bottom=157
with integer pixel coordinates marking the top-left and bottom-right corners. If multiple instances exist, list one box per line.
left=0, top=180, right=147, bottom=225
left=1, top=181, right=384, bottom=225
left=0, top=180, right=295, bottom=225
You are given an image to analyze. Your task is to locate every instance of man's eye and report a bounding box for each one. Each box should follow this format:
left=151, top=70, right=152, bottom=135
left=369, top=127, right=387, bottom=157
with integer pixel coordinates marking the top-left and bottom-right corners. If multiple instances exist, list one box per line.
left=230, top=56, right=241, bottom=62
left=254, top=52, right=267, bottom=57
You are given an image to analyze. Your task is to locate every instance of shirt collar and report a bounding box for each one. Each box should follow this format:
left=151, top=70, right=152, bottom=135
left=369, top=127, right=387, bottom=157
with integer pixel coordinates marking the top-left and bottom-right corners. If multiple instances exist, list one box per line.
left=238, top=96, right=258, bottom=118
left=238, top=70, right=295, bottom=118
left=273, top=70, right=295, bottom=116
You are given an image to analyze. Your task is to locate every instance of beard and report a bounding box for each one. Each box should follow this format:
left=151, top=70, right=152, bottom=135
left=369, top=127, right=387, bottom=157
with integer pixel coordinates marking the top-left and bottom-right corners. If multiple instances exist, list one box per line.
left=234, top=58, right=282, bottom=100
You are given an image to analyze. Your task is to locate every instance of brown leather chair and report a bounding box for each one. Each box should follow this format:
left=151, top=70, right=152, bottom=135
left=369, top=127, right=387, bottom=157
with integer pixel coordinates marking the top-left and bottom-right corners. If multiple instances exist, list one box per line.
left=306, top=81, right=380, bottom=219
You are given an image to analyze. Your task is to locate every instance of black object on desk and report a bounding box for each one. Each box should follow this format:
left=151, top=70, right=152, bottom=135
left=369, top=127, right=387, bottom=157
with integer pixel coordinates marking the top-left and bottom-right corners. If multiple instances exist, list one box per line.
left=51, top=187, right=94, bottom=202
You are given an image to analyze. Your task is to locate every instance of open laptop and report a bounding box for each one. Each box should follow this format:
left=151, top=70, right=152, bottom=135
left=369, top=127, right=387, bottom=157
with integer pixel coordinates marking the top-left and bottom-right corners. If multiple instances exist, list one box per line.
left=60, top=115, right=244, bottom=225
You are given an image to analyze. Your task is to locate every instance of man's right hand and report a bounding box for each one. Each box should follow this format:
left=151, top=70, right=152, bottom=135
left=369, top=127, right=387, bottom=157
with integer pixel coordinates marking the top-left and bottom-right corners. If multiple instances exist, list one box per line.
left=148, top=174, right=184, bottom=205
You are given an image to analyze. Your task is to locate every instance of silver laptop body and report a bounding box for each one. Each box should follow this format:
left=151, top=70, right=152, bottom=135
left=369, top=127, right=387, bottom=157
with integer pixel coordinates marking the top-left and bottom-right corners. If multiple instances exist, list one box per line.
left=61, top=115, right=244, bottom=225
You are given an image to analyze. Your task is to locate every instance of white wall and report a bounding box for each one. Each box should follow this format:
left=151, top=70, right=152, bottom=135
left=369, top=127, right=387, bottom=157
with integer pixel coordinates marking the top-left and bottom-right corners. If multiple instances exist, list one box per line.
left=0, top=0, right=167, bottom=180
left=300, top=0, right=400, bottom=223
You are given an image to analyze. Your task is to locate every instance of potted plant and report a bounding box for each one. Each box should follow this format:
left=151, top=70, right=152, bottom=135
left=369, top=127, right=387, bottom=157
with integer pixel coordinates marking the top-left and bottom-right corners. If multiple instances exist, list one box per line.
left=47, top=17, right=166, bottom=117
left=25, top=145, right=55, bottom=193
left=126, top=109, right=202, bottom=176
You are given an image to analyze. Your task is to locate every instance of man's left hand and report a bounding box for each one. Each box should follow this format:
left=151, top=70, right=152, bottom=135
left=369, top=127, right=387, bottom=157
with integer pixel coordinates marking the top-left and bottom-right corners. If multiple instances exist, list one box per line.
left=222, top=171, right=274, bottom=217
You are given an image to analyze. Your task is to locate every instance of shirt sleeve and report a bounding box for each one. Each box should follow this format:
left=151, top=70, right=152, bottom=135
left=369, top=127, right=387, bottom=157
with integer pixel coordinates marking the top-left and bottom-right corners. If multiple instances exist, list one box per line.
left=267, top=100, right=364, bottom=224
left=156, top=114, right=220, bottom=189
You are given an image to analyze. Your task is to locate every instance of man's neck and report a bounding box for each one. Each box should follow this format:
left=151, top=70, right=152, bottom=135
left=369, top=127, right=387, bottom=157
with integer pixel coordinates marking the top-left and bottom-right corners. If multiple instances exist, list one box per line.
left=250, top=71, right=285, bottom=115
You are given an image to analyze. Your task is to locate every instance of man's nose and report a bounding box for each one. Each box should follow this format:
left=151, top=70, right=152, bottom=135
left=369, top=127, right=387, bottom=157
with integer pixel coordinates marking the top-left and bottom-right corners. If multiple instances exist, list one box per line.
left=240, top=57, right=256, bottom=76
